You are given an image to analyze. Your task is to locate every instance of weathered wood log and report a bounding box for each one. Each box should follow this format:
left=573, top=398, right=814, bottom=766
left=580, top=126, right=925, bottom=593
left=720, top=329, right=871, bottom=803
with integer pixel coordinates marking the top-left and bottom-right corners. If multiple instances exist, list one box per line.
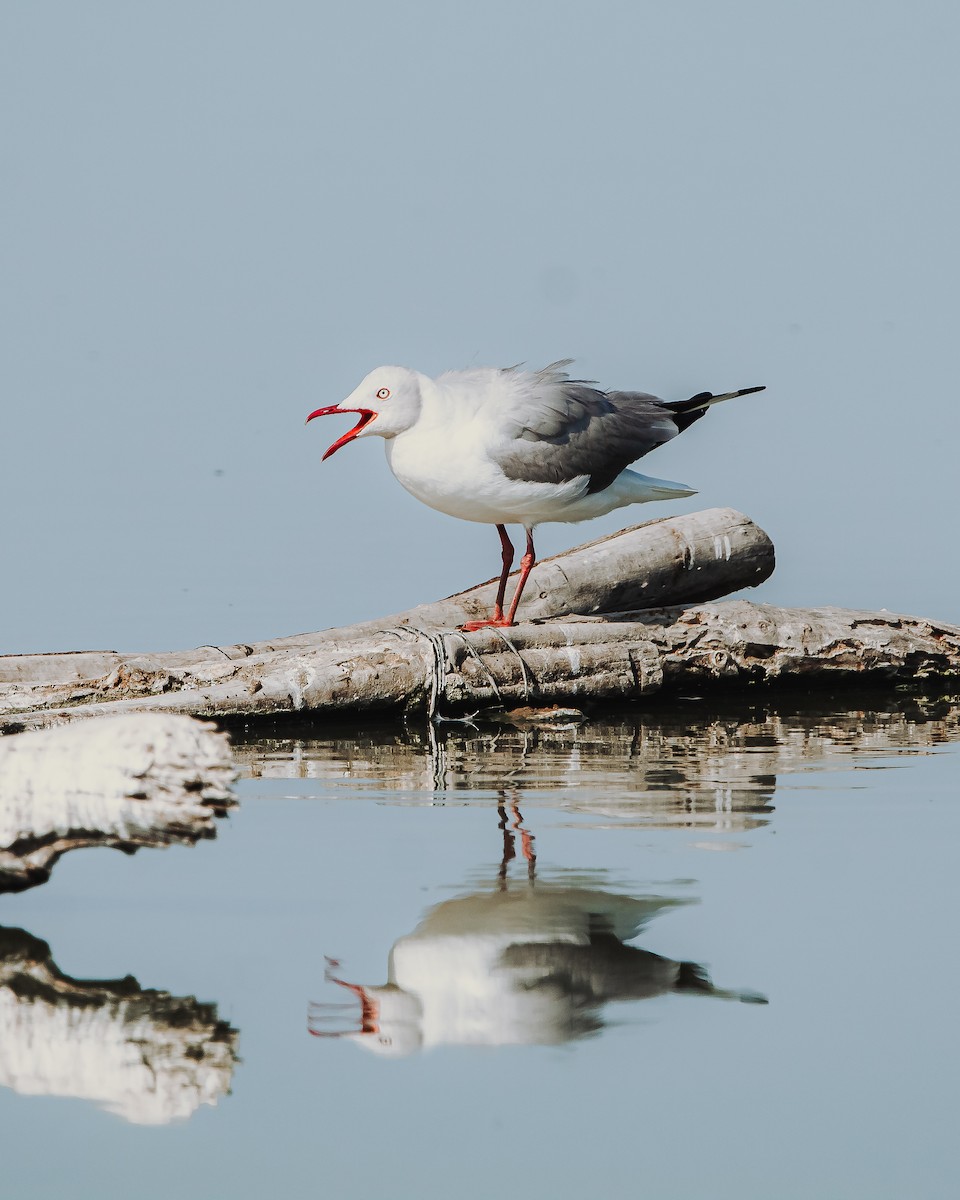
left=323, top=504, right=774, bottom=635
left=1, top=601, right=959, bottom=731
left=0, top=925, right=238, bottom=1124
left=0, top=507, right=772, bottom=699
left=0, top=507, right=772, bottom=726
left=0, top=714, right=235, bottom=891
left=1, top=504, right=957, bottom=729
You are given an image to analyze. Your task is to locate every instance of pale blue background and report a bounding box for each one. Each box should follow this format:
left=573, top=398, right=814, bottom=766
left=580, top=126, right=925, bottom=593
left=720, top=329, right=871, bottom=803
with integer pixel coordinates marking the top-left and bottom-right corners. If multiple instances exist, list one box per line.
left=3, top=0, right=958, bottom=653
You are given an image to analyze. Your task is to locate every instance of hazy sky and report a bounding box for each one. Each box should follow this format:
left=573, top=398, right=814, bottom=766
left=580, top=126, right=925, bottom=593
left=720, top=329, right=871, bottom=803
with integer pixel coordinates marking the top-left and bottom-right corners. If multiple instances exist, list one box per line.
left=3, top=0, right=958, bottom=653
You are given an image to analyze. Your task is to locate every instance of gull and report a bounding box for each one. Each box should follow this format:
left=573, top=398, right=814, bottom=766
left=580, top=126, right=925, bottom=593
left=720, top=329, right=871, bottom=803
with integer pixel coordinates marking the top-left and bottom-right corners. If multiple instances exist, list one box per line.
left=307, top=361, right=764, bottom=629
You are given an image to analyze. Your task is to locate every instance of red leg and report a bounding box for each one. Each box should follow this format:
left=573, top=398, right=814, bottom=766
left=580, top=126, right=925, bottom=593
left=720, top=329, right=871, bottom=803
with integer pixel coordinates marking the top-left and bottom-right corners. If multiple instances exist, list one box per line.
left=492, top=524, right=514, bottom=620
left=504, top=528, right=536, bottom=625
left=461, top=524, right=519, bottom=632
left=462, top=527, right=536, bottom=630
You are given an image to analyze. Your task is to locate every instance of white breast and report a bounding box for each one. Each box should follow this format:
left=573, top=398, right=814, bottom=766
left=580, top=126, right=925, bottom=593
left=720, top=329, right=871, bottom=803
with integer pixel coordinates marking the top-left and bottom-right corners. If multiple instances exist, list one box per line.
left=384, top=419, right=588, bottom=525
left=382, top=371, right=696, bottom=527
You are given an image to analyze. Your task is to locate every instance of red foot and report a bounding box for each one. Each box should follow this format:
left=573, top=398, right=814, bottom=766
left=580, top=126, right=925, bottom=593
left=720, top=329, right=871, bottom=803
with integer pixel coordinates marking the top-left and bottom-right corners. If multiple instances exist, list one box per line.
left=459, top=618, right=517, bottom=632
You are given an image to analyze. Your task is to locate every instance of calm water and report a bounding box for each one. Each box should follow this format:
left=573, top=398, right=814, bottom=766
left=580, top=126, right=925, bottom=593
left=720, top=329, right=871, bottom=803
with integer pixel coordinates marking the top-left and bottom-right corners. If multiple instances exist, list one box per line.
left=2, top=698, right=959, bottom=1199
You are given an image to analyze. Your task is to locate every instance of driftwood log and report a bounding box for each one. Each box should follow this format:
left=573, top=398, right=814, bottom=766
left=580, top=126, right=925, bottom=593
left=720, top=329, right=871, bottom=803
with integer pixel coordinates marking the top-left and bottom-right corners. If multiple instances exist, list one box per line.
left=1, top=508, right=772, bottom=727
left=0, top=507, right=957, bottom=730
left=0, top=714, right=235, bottom=891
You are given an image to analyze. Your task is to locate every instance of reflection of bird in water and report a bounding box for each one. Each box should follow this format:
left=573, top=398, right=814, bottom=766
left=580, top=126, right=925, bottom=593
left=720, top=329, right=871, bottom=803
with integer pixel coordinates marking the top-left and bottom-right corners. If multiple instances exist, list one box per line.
left=310, top=799, right=765, bottom=1057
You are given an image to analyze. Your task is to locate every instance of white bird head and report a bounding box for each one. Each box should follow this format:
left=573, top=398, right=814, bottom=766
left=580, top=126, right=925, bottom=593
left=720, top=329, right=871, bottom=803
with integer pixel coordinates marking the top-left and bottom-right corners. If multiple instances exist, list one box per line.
left=306, top=365, right=424, bottom=460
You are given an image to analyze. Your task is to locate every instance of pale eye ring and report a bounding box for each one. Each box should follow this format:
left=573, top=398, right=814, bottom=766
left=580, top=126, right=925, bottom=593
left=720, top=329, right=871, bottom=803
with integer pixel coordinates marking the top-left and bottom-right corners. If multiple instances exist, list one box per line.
left=376, top=387, right=391, bottom=400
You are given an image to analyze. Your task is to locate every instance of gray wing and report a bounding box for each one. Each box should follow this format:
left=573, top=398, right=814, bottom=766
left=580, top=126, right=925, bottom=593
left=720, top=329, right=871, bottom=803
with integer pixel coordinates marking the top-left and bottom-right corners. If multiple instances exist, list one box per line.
left=494, top=364, right=681, bottom=494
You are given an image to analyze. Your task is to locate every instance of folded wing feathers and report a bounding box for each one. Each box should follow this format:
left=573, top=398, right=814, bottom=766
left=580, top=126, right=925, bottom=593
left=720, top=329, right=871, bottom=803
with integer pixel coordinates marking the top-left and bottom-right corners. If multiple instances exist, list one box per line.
left=494, top=365, right=764, bottom=492
left=496, top=370, right=682, bottom=492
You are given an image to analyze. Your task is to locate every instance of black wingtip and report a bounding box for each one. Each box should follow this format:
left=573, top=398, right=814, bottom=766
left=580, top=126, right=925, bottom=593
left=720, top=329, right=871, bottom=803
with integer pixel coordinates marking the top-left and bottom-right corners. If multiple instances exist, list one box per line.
left=671, top=385, right=767, bottom=416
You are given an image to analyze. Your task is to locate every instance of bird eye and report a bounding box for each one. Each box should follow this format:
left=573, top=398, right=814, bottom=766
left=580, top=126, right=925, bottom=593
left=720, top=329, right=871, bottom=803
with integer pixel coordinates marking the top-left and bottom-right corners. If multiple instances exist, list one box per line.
left=376, top=387, right=391, bottom=400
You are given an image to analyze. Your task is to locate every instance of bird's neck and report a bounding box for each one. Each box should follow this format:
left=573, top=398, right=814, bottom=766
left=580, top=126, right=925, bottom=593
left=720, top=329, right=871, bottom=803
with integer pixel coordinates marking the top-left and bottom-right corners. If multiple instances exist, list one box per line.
left=404, top=375, right=447, bottom=431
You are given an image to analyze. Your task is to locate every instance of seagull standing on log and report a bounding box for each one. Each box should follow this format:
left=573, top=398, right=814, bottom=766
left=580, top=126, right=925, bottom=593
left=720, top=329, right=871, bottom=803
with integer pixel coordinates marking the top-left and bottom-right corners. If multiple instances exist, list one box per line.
left=307, top=362, right=764, bottom=630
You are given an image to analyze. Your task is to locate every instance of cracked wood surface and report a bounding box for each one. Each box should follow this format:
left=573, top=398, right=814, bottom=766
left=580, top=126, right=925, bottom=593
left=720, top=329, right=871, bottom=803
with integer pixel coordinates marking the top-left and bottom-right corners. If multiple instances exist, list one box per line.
left=1, top=506, right=957, bottom=729
left=1, top=508, right=773, bottom=726
left=1, top=601, right=958, bottom=732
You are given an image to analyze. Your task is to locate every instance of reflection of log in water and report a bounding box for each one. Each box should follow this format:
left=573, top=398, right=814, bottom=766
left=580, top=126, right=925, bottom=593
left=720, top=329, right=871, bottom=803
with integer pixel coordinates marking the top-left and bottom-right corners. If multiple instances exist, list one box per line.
left=237, top=698, right=960, bottom=833
left=0, top=714, right=235, bottom=892
left=0, top=926, right=238, bottom=1124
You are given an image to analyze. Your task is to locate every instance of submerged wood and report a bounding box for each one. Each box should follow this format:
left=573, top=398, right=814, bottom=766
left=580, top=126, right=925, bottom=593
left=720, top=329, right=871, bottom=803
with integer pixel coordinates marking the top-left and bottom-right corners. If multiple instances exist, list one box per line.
left=0, top=713, right=235, bottom=891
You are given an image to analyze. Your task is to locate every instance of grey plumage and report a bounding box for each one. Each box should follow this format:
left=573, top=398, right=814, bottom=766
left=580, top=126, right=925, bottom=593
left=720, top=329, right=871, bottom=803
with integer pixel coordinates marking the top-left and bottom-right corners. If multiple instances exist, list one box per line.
left=494, top=361, right=764, bottom=495
left=312, top=358, right=765, bottom=629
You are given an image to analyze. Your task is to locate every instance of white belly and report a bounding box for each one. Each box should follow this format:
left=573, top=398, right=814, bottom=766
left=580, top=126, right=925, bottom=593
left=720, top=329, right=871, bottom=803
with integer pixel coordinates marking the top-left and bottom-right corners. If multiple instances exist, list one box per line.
left=385, top=432, right=696, bottom=527
left=385, top=432, right=586, bottom=524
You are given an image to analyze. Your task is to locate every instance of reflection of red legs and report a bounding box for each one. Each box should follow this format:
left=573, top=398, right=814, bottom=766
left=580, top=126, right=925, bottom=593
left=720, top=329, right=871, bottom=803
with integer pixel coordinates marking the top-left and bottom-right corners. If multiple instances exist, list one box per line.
left=510, top=798, right=537, bottom=877
left=497, top=794, right=536, bottom=886
left=497, top=800, right=516, bottom=888
left=461, top=527, right=536, bottom=631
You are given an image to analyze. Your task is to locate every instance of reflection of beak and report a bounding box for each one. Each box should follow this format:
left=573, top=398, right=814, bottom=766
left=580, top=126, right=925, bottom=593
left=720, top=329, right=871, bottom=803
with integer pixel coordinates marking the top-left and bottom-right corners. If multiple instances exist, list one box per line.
left=307, top=976, right=380, bottom=1038
left=305, top=406, right=377, bottom=461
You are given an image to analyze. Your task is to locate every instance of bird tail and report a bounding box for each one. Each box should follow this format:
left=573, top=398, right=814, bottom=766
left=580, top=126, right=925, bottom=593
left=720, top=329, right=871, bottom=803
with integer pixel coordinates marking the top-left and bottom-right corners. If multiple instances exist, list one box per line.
left=665, top=385, right=765, bottom=432
left=669, top=385, right=766, bottom=414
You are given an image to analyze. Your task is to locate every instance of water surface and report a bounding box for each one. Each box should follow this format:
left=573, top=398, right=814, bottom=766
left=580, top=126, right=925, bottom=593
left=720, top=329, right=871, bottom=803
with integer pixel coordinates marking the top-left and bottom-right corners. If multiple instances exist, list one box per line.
left=1, top=698, right=958, bottom=1198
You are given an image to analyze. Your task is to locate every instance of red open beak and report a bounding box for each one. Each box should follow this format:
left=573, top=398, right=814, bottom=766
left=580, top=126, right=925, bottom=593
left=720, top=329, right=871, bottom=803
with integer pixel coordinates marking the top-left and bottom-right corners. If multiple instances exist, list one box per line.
left=305, top=406, right=377, bottom=461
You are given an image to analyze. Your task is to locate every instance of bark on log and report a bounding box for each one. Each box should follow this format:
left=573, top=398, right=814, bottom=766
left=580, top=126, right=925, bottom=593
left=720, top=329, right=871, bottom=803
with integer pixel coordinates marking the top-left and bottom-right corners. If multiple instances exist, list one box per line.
left=1, top=602, right=958, bottom=732
left=0, top=505, right=957, bottom=730
left=0, top=714, right=235, bottom=891
left=326, top=503, right=773, bottom=634
left=0, top=506, right=772, bottom=693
